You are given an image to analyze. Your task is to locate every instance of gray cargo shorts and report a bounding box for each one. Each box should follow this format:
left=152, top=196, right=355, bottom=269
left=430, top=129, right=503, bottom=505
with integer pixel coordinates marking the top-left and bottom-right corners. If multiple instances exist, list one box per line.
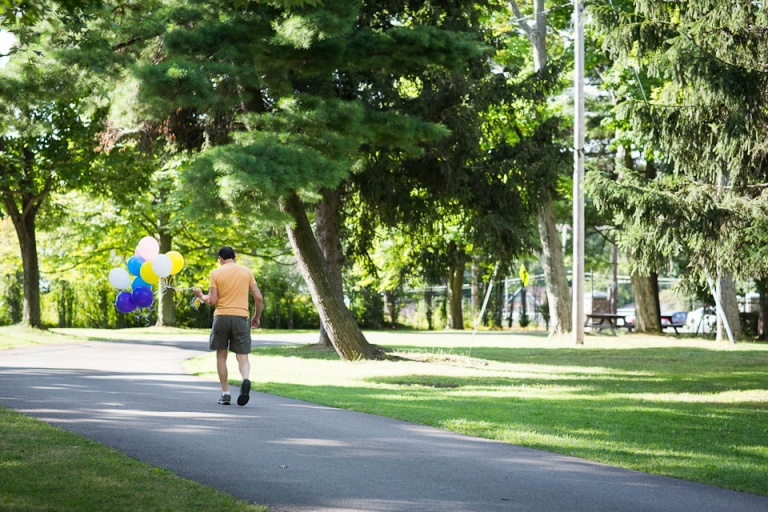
left=209, top=315, right=252, bottom=354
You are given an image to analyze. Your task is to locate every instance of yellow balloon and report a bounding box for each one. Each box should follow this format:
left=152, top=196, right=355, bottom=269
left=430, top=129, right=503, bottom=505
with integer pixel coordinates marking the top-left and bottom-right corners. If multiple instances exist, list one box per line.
left=140, top=261, right=160, bottom=285
left=167, top=251, right=185, bottom=275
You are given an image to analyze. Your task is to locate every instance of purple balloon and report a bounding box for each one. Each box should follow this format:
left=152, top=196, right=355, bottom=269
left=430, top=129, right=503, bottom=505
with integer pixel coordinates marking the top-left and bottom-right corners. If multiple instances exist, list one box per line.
left=115, top=291, right=136, bottom=313
left=132, top=286, right=154, bottom=308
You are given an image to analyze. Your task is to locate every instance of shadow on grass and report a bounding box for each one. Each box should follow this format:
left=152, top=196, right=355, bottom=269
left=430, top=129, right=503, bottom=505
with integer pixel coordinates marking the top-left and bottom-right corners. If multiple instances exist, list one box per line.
left=257, top=379, right=768, bottom=496
left=251, top=343, right=768, bottom=495
left=254, top=344, right=768, bottom=394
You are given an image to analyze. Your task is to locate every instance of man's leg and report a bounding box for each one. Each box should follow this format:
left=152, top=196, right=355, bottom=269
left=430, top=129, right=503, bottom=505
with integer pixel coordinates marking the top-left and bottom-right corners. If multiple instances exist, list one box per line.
left=217, top=349, right=229, bottom=392
left=236, top=352, right=250, bottom=381
left=236, top=352, right=251, bottom=406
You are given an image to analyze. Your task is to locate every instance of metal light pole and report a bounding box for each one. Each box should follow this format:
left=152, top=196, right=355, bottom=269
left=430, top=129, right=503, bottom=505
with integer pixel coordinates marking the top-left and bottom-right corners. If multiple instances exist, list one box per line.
left=572, top=0, right=585, bottom=344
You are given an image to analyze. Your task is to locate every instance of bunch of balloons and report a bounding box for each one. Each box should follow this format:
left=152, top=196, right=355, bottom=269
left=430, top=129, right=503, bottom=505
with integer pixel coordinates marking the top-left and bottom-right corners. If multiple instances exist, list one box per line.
left=107, top=236, right=185, bottom=314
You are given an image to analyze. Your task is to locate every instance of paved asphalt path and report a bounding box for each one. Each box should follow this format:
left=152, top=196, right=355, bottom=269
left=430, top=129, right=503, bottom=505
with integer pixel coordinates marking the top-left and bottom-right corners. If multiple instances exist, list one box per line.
left=1, top=333, right=767, bottom=512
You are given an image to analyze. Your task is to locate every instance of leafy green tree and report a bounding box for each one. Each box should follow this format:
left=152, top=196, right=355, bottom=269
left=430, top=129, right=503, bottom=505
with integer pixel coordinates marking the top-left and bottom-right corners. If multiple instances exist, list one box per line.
left=124, top=0, right=486, bottom=359
left=345, top=1, right=565, bottom=330
left=585, top=0, right=768, bottom=339
left=0, top=21, right=116, bottom=327
left=0, top=0, right=102, bottom=23
left=580, top=1, right=665, bottom=332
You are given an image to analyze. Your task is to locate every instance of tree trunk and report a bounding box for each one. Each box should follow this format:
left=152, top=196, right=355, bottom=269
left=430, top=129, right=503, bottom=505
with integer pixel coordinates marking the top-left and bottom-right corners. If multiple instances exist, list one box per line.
left=4, top=194, right=42, bottom=328
left=440, top=288, right=448, bottom=328
left=610, top=242, right=618, bottom=314
left=716, top=272, right=742, bottom=341
left=493, top=274, right=503, bottom=327
left=530, top=0, right=547, bottom=70
left=18, top=219, right=41, bottom=328
left=155, top=229, right=176, bottom=327
left=537, top=200, right=572, bottom=334
left=758, top=278, right=768, bottom=341
left=470, top=259, right=480, bottom=319
left=713, top=172, right=741, bottom=341
left=448, top=259, right=466, bottom=329
left=512, top=0, right=571, bottom=334
left=315, top=187, right=344, bottom=348
left=3, top=271, right=23, bottom=324
left=616, top=144, right=660, bottom=333
left=282, top=191, right=383, bottom=360
left=425, top=288, right=434, bottom=330
left=631, top=271, right=660, bottom=333
left=385, top=290, right=398, bottom=327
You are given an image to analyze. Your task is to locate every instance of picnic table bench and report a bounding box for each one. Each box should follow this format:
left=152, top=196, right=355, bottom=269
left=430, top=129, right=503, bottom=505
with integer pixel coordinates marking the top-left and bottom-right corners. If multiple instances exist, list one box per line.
left=660, top=314, right=685, bottom=334
left=585, top=313, right=635, bottom=335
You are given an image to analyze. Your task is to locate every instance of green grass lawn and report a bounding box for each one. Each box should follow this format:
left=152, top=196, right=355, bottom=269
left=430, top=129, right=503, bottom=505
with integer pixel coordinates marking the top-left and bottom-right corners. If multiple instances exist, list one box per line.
left=0, top=405, right=267, bottom=512
left=3, top=326, right=767, bottom=500
left=186, top=331, right=768, bottom=496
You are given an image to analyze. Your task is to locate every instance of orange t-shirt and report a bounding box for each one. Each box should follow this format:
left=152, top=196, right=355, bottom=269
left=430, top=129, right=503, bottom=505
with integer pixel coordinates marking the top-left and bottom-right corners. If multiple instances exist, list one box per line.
left=209, top=263, right=256, bottom=317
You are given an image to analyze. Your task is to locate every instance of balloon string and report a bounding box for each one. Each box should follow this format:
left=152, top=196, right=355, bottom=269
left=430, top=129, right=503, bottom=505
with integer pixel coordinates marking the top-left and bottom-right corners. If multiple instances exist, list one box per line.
left=135, top=304, right=154, bottom=326
left=157, top=278, right=201, bottom=310
left=159, top=277, right=194, bottom=293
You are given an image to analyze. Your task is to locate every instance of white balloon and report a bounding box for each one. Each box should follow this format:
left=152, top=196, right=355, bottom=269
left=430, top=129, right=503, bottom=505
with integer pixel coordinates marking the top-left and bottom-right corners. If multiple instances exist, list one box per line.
left=108, top=267, right=131, bottom=290
left=151, top=253, right=173, bottom=278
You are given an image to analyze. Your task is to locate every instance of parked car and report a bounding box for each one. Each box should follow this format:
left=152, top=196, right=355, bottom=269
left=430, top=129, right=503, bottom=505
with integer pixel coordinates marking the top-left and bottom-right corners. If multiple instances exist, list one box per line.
left=616, top=305, right=636, bottom=326
left=686, top=306, right=716, bottom=333
left=661, top=311, right=688, bottom=326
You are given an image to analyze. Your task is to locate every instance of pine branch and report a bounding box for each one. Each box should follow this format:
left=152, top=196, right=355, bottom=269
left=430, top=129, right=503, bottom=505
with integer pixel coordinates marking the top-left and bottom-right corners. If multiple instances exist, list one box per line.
left=111, top=35, right=155, bottom=52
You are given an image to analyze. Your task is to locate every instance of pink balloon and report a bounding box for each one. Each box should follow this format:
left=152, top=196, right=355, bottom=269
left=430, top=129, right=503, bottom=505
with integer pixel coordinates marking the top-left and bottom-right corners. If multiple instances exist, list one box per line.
left=135, top=236, right=160, bottom=261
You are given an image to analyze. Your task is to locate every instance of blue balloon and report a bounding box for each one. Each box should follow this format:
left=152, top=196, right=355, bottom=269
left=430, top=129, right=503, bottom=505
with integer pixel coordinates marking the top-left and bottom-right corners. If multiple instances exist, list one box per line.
left=127, top=255, right=146, bottom=276
left=115, top=291, right=136, bottom=313
left=132, top=276, right=152, bottom=290
left=132, top=286, right=154, bottom=308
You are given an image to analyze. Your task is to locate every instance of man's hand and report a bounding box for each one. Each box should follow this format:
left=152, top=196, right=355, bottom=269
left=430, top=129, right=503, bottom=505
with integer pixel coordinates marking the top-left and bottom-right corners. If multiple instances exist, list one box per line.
left=251, top=315, right=260, bottom=329
left=192, top=288, right=203, bottom=300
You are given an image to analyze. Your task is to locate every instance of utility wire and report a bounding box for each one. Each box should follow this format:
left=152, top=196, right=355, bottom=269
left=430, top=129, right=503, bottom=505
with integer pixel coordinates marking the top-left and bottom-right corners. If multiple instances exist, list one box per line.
left=510, top=1, right=573, bottom=23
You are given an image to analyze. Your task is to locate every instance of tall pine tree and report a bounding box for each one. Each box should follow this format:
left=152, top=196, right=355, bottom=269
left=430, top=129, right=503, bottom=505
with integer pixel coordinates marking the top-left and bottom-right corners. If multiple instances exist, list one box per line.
left=587, top=0, right=768, bottom=339
left=130, top=0, right=485, bottom=359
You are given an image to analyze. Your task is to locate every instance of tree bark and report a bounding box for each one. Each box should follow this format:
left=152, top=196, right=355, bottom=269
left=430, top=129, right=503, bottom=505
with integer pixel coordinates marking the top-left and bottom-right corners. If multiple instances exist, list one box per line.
left=155, top=228, right=176, bottom=327
left=630, top=270, right=661, bottom=333
left=493, top=274, right=503, bottom=327
left=617, top=145, right=661, bottom=333
left=425, top=288, right=434, bottom=330
left=537, top=200, right=572, bottom=334
left=282, top=191, right=383, bottom=360
left=716, top=272, right=742, bottom=341
left=758, top=278, right=768, bottom=340
left=610, top=242, right=618, bottom=314
left=385, top=290, right=398, bottom=327
left=4, top=191, right=43, bottom=328
left=315, top=187, right=344, bottom=348
left=713, top=172, right=742, bottom=341
left=448, top=259, right=466, bottom=329
left=470, top=259, right=480, bottom=319
left=511, top=0, right=572, bottom=334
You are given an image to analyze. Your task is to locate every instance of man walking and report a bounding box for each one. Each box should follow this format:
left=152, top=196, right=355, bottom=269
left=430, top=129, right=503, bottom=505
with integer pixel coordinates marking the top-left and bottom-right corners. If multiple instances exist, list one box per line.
left=193, top=246, right=263, bottom=406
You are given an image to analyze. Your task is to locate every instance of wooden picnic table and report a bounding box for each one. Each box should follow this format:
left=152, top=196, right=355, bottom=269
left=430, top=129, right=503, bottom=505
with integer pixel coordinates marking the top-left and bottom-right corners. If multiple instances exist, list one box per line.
left=660, top=314, right=685, bottom=334
left=584, top=313, right=635, bottom=335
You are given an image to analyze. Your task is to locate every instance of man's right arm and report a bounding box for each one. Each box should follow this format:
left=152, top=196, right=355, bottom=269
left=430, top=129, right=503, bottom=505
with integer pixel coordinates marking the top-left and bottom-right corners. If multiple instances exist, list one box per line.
left=250, top=282, right=263, bottom=329
left=192, top=287, right=218, bottom=305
